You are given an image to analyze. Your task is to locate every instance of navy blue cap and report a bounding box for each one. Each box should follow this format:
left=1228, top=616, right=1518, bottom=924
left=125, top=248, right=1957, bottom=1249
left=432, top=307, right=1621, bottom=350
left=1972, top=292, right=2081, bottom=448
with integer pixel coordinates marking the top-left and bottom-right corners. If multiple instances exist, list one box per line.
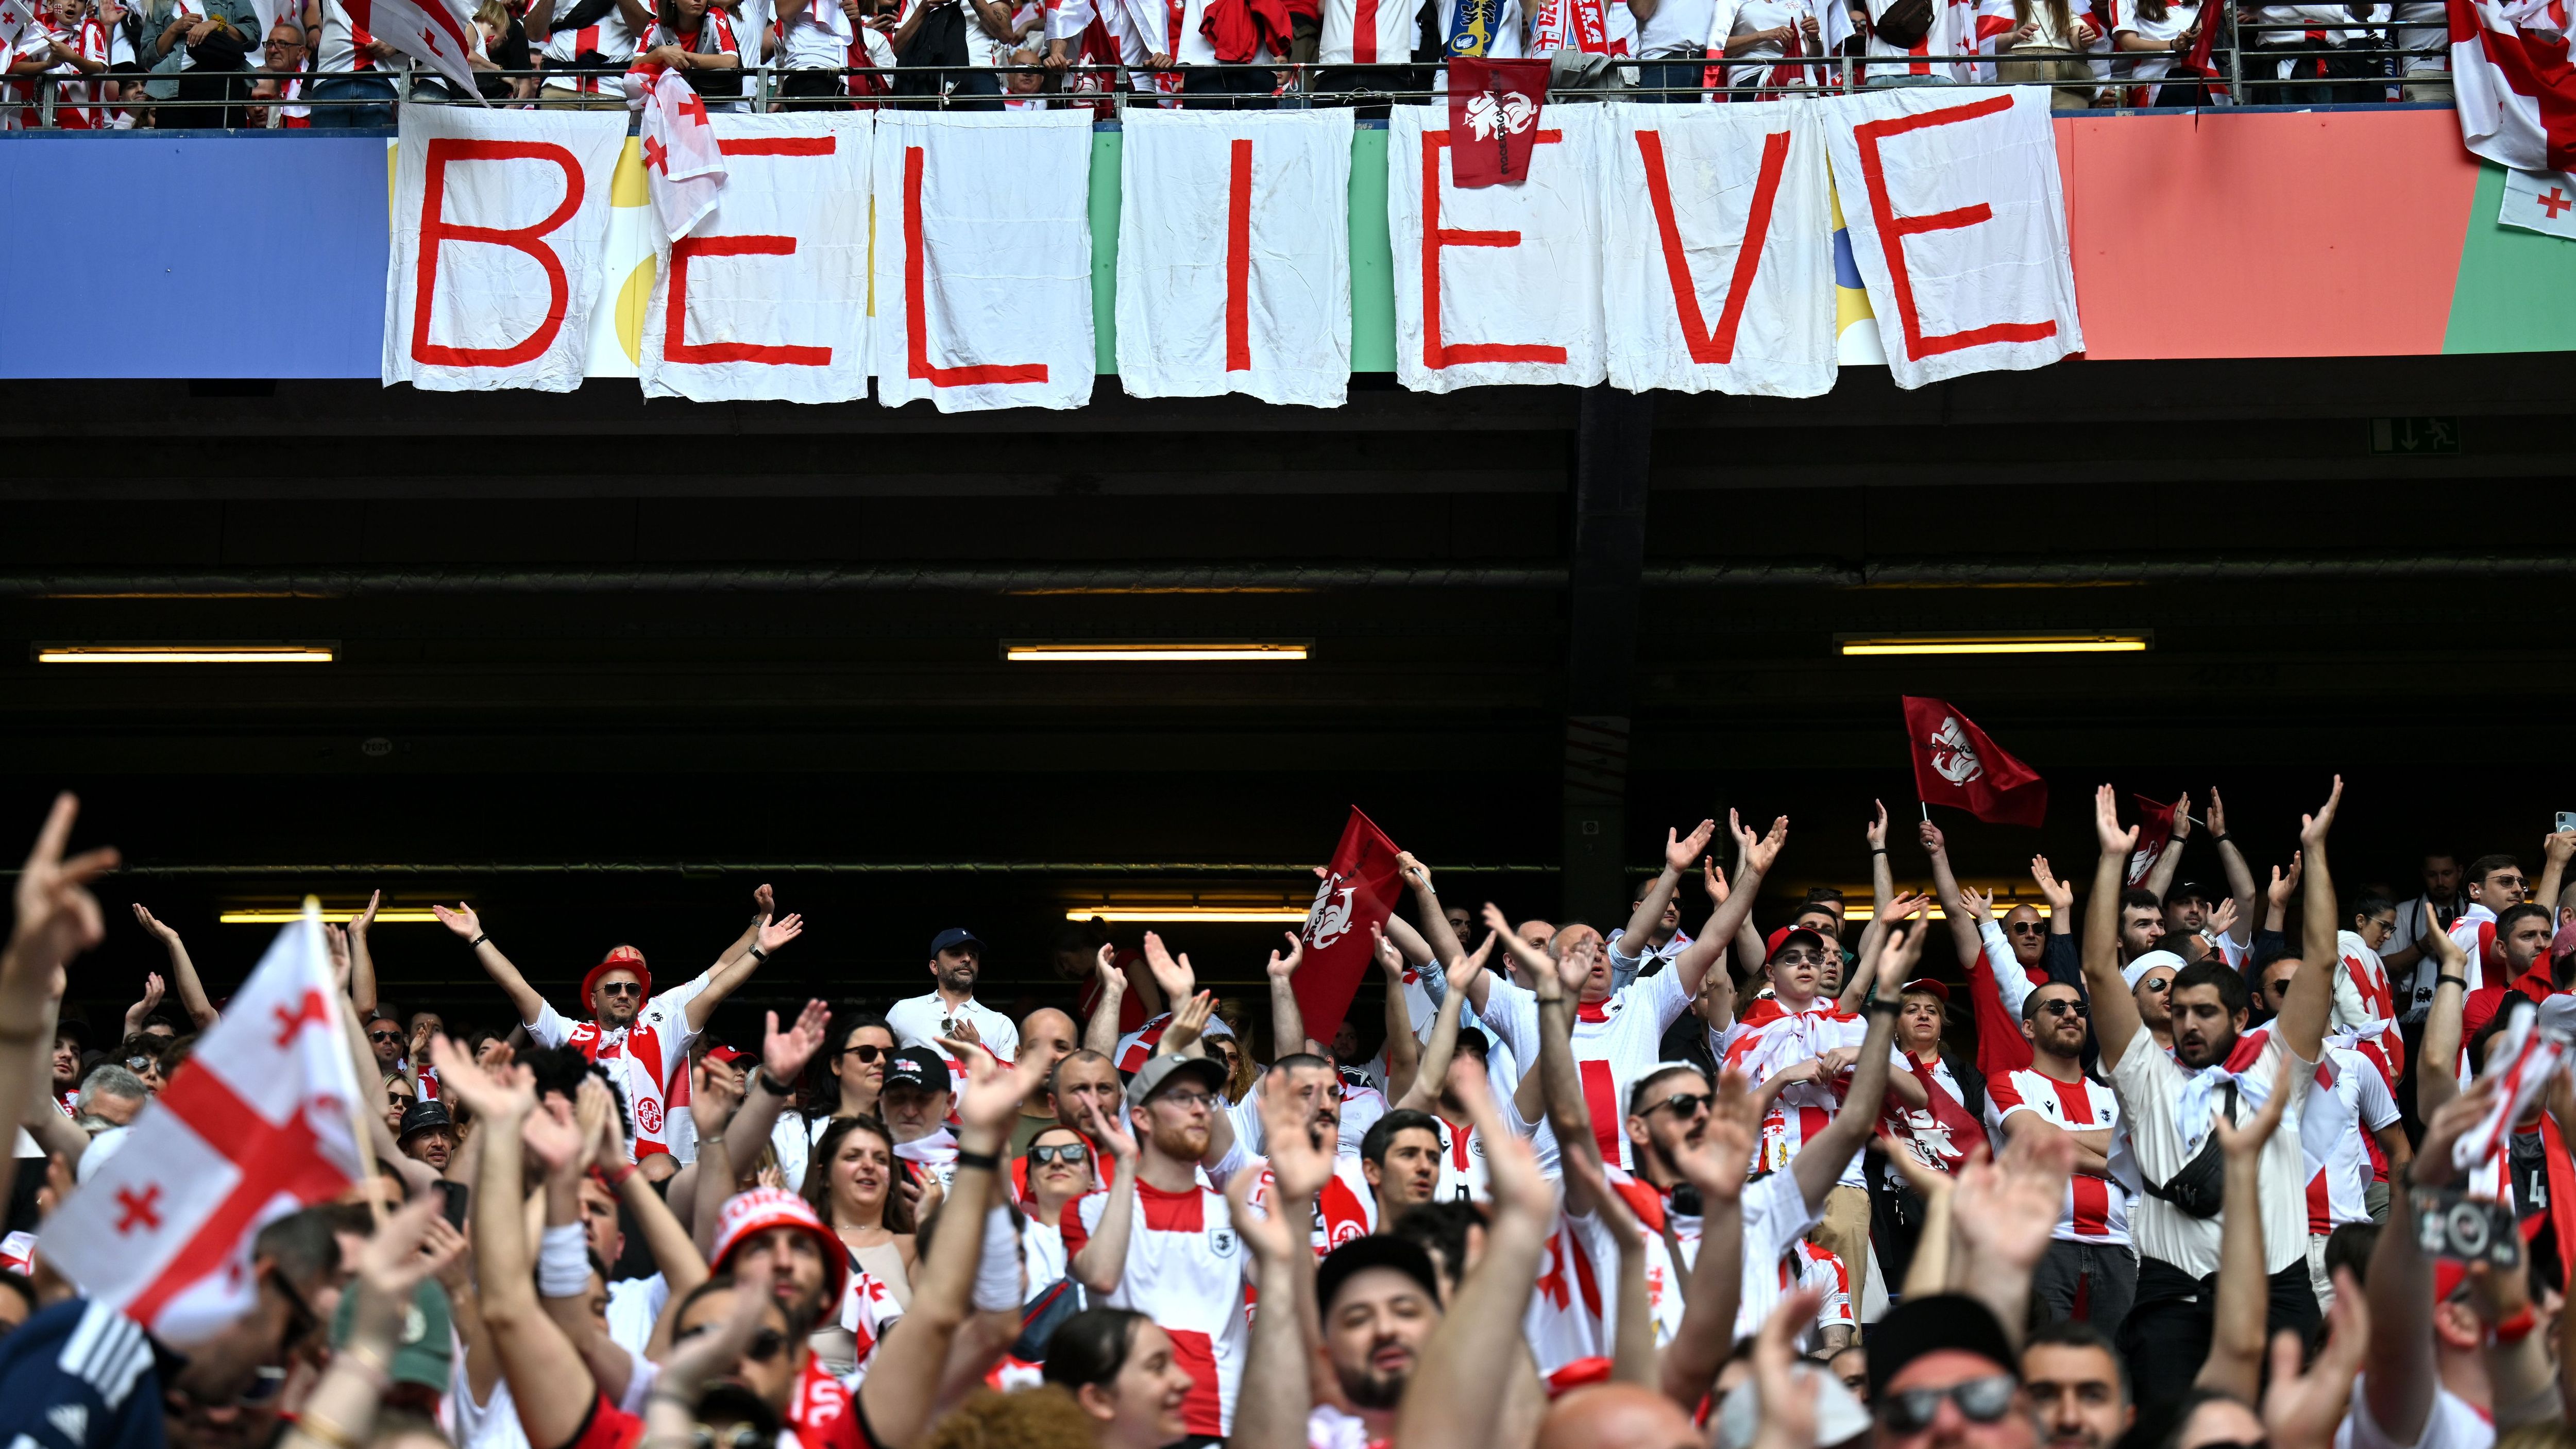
left=930, top=928, right=983, bottom=955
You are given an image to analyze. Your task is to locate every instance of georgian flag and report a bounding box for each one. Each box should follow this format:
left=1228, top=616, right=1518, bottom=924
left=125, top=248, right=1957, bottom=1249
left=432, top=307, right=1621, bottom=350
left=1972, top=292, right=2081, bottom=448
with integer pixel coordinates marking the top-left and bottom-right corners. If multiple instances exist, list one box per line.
left=641, top=68, right=726, bottom=242
left=351, top=0, right=484, bottom=98
left=2451, top=1000, right=2567, bottom=1174
left=39, top=905, right=365, bottom=1346
left=2500, top=166, right=2576, bottom=239
left=2448, top=0, right=2576, bottom=172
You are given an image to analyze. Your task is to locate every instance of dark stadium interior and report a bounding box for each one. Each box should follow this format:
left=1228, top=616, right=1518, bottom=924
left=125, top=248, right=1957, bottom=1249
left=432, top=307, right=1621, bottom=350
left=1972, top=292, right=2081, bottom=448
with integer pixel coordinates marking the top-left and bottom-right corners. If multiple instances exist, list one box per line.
left=6, top=352, right=2573, bottom=1048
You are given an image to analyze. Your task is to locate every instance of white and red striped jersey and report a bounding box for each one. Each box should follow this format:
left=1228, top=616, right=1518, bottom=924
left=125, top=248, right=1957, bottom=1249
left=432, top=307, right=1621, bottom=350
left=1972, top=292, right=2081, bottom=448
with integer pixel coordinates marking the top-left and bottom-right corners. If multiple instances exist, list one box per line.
left=1482, top=968, right=1696, bottom=1173
left=1779, top=1239, right=1854, bottom=1350
left=1524, top=1170, right=1683, bottom=1377
left=1432, top=1113, right=1486, bottom=1203
left=1721, top=996, right=1904, bottom=1190
left=528, top=972, right=710, bottom=1162
left=2449, top=905, right=2510, bottom=991
left=1986, top=1067, right=2133, bottom=1245
left=1245, top=1155, right=1377, bottom=1254
left=313, top=0, right=406, bottom=73
left=1862, top=0, right=1965, bottom=78
left=10, top=15, right=106, bottom=127
left=538, top=0, right=638, bottom=90
left=1318, top=0, right=1417, bottom=63
left=2304, top=1044, right=2401, bottom=1235
left=1060, top=1180, right=1250, bottom=1437
left=1113, top=1010, right=1235, bottom=1076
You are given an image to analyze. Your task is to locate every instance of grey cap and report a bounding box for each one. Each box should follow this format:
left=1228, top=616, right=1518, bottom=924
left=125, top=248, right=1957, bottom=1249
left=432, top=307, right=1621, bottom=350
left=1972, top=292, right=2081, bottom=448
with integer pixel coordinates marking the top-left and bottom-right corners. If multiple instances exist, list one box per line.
left=1128, top=1051, right=1229, bottom=1103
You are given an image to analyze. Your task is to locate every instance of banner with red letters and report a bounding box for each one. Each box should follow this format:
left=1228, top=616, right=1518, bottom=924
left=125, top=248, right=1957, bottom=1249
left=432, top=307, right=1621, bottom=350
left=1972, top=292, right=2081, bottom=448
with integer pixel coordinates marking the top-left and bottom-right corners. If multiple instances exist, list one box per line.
left=1819, top=86, right=2082, bottom=389
left=1601, top=102, right=1836, bottom=398
left=872, top=110, right=1096, bottom=414
left=640, top=113, right=872, bottom=406
left=1114, top=108, right=1353, bottom=408
left=1387, top=102, right=1607, bottom=394
left=384, top=105, right=626, bottom=393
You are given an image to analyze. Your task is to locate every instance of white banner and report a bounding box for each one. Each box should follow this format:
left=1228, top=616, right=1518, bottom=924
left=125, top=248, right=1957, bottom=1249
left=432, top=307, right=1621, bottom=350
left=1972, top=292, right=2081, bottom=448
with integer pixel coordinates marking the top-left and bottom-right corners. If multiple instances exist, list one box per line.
left=2500, top=166, right=2576, bottom=240
left=1818, top=86, right=2081, bottom=390
left=1388, top=103, right=1607, bottom=394
left=1601, top=102, right=1835, bottom=399
left=385, top=104, right=627, bottom=393
left=640, top=113, right=873, bottom=405
left=1115, top=109, right=1355, bottom=408
left=872, top=111, right=1096, bottom=413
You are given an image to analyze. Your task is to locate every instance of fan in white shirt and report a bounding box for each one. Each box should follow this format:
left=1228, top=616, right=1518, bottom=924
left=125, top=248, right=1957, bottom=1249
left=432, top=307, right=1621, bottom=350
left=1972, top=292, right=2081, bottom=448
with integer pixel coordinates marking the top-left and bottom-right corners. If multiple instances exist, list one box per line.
left=887, top=929, right=1023, bottom=1093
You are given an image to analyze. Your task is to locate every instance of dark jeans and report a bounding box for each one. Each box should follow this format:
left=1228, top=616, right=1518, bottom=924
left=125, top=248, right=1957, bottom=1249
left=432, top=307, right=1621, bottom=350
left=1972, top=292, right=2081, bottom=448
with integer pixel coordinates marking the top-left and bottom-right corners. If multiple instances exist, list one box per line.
left=1868, top=1171, right=1929, bottom=1298
left=2244, top=40, right=2383, bottom=104
left=1634, top=56, right=1707, bottom=102
left=893, top=62, right=1003, bottom=107
left=777, top=68, right=853, bottom=108
left=307, top=72, right=395, bottom=127
left=1181, top=64, right=1274, bottom=107
left=2117, top=1256, right=2321, bottom=1412
left=2032, top=1239, right=2138, bottom=1334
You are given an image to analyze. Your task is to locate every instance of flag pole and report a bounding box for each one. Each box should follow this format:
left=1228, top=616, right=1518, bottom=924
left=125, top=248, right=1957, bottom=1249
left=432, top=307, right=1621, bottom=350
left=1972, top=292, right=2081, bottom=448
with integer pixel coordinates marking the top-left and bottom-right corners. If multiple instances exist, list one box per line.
left=1920, top=801, right=1929, bottom=822
left=313, top=895, right=391, bottom=1227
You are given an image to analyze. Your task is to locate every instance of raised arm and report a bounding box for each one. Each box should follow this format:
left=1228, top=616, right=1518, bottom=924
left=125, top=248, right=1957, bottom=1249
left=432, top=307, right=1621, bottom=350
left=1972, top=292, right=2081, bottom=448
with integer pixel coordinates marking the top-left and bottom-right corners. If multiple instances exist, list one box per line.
left=1951, top=1118, right=2077, bottom=1353
left=432, top=903, right=548, bottom=1027
left=2207, top=790, right=2260, bottom=948
left=343, top=890, right=381, bottom=1021
left=1396, top=851, right=1468, bottom=975
left=724, top=1000, right=828, bottom=1171
left=1920, top=818, right=1987, bottom=969
left=2196, top=1052, right=2299, bottom=1402
left=1227, top=1086, right=1334, bottom=1449
left=686, top=907, right=802, bottom=1034
left=1260, top=932, right=1305, bottom=1060
left=1657, top=1067, right=1754, bottom=1409
left=2082, top=786, right=2146, bottom=1071
left=1564, top=1147, right=1656, bottom=1386
left=534, top=1082, right=635, bottom=1406
left=1395, top=934, right=1489, bottom=1113
left=1067, top=1096, right=1140, bottom=1295
left=2277, top=778, right=2345, bottom=1064
left=1620, top=821, right=1716, bottom=963
left=858, top=1044, right=1053, bottom=1449
left=2534, top=831, right=2576, bottom=924
left=1082, top=944, right=1127, bottom=1058
left=2364, top=1077, right=2499, bottom=1445
left=591, top=1084, right=708, bottom=1312
left=2143, top=791, right=2192, bottom=902
left=1531, top=937, right=1601, bottom=1208
left=1679, top=811, right=1786, bottom=998
left=1478, top=900, right=1552, bottom=1011
left=1375, top=927, right=1423, bottom=1100
left=1790, top=914, right=1922, bottom=1209
left=2413, top=917, right=2472, bottom=1120
left=133, top=903, right=222, bottom=1028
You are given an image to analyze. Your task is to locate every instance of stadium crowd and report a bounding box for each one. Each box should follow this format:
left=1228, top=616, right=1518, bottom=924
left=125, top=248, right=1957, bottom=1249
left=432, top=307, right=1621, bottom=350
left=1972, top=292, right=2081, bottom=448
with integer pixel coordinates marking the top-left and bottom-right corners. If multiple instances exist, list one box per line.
left=0, top=773, right=2570, bottom=1449
left=0, top=0, right=2440, bottom=133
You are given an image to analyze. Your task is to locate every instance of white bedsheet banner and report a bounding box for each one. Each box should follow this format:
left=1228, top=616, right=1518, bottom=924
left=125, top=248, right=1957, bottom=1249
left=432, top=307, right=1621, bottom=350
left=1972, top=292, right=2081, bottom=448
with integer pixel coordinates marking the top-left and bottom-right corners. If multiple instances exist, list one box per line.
left=1817, top=86, right=2082, bottom=390
left=1601, top=102, right=1835, bottom=399
left=1114, top=109, right=1354, bottom=408
left=872, top=110, right=1096, bottom=413
left=639, top=113, right=872, bottom=405
left=384, top=105, right=627, bottom=393
left=1387, top=103, right=1607, bottom=394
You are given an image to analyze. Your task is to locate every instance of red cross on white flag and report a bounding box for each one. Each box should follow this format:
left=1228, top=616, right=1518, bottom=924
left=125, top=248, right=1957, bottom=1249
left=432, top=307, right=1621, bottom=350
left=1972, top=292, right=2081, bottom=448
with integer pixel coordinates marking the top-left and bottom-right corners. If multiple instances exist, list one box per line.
left=2500, top=166, right=2576, bottom=241
left=641, top=68, right=727, bottom=243
left=38, top=904, right=365, bottom=1346
left=344, top=0, right=485, bottom=101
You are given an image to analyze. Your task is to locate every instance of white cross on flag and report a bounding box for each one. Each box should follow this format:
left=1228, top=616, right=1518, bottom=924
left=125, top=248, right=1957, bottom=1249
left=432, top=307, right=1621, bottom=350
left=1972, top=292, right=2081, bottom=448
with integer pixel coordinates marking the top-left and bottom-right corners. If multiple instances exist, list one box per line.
left=39, top=906, right=364, bottom=1346
left=2500, top=167, right=2576, bottom=240
left=348, top=0, right=484, bottom=101
left=642, top=69, right=727, bottom=243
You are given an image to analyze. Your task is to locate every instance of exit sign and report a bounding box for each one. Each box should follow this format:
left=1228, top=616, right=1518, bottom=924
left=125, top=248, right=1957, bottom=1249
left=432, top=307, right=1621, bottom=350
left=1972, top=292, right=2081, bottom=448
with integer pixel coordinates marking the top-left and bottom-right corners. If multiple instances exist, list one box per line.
left=2369, top=417, right=2461, bottom=455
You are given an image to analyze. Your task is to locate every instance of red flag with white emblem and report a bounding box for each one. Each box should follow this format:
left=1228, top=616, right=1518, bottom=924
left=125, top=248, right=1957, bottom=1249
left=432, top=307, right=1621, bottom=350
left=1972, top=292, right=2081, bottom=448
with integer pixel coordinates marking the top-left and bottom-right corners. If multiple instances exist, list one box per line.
left=39, top=905, right=364, bottom=1345
left=1294, top=807, right=1404, bottom=1051
left=641, top=67, right=726, bottom=242
left=1446, top=58, right=1550, bottom=189
left=346, top=0, right=484, bottom=101
left=2126, top=794, right=2177, bottom=886
left=1900, top=696, right=2048, bottom=828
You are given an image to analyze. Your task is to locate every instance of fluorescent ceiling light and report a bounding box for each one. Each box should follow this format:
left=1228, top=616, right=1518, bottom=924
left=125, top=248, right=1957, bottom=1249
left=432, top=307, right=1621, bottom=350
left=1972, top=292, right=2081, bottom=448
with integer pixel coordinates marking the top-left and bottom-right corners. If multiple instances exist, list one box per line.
left=37, top=643, right=336, bottom=665
left=1064, top=906, right=1313, bottom=923
left=1837, top=633, right=2149, bottom=657
left=219, top=906, right=448, bottom=924
left=1005, top=641, right=1310, bottom=663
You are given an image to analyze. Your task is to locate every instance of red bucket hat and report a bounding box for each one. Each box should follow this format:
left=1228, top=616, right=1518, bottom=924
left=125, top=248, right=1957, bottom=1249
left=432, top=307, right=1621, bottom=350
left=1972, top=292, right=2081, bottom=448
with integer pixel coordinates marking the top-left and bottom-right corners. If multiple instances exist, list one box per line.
left=582, top=946, right=651, bottom=1013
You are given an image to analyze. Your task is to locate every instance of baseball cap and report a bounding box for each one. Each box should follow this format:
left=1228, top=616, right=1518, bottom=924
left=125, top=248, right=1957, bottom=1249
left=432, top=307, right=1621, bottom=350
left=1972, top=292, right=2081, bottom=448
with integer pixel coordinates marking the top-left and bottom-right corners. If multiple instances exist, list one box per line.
left=709, top=1187, right=849, bottom=1306
left=2166, top=881, right=2213, bottom=906
left=1715, top=1361, right=1873, bottom=1449
left=1315, top=1236, right=1444, bottom=1318
left=1766, top=926, right=1829, bottom=963
left=706, top=1044, right=752, bottom=1069
left=1864, top=1293, right=2016, bottom=1402
left=884, top=1047, right=952, bottom=1096
left=397, top=1100, right=455, bottom=1142
left=1129, top=1052, right=1229, bottom=1104
left=581, top=945, right=652, bottom=1009
left=2122, top=948, right=2186, bottom=990
left=1899, top=978, right=1951, bottom=1004
left=930, top=928, right=983, bottom=955
left=331, top=1279, right=454, bottom=1395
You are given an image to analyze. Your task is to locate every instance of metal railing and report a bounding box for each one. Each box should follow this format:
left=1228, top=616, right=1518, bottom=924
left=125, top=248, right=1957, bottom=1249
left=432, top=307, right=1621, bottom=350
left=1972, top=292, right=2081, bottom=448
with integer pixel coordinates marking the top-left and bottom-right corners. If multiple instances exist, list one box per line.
left=0, top=20, right=2457, bottom=128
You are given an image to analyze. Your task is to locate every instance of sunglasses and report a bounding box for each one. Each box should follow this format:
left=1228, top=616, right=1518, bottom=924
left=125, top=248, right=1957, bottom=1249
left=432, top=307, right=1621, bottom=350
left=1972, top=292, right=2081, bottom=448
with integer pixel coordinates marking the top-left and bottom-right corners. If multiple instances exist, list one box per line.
left=1876, top=1374, right=2020, bottom=1434
left=1028, top=1141, right=1090, bottom=1166
left=598, top=982, right=644, bottom=998
left=2037, top=999, right=2088, bottom=1018
left=2142, top=976, right=2172, bottom=993
left=369, top=1030, right=403, bottom=1044
left=840, top=1043, right=886, bottom=1063
left=677, top=1322, right=788, bottom=1362
left=2007, top=921, right=2046, bottom=935
left=691, top=1428, right=771, bottom=1449
left=1644, top=1091, right=1713, bottom=1119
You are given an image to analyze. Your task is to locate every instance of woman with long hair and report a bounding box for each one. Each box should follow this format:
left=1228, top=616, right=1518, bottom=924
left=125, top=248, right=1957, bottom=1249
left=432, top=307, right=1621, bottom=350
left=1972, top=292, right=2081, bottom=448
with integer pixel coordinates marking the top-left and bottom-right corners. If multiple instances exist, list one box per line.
left=1040, top=1308, right=1195, bottom=1449
left=801, top=1113, right=917, bottom=1375
left=774, top=1010, right=898, bottom=1194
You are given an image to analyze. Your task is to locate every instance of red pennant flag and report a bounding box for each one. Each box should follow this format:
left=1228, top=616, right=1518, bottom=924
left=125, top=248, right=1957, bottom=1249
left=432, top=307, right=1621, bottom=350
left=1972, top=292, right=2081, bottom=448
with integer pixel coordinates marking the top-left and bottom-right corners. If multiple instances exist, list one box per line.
left=1294, top=807, right=1405, bottom=1051
left=1901, top=696, right=2047, bottom=828
left=2127, top=794, right=2177, bottom=887
left=1447, top=58, right=1551, bottom=189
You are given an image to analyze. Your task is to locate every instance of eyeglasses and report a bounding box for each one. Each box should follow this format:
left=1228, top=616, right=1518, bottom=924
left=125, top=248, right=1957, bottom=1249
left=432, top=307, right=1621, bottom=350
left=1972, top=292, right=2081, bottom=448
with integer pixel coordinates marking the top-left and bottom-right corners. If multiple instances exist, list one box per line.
left=2141, top=976, right=2172, bottom=993
left=369, top=1030, right=403, bottom=1043
left=2037, top=999, right=2088, bottom=1018
left=676, top=1322, right=788, bottom=1362
left=2362, top=918, right=2397, bottom=935
left=839, top=1043, right=886, bottom=1063
left=1772, top=950, right=1827, bottom=966
left=598, top=982, right=643, bottom=998
left=2007, top=922, right=2047, bottom=936
left=690, top=1427, right=771, bottom=1449
left=1876, top=1374, right=2020, bottom=1434
left=1643, top=1091, right=1713, bottom=1119
left=1153, top=1090, right=1216, bottom=1111
left=1028, top=1141, right=1090, bottom=1166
